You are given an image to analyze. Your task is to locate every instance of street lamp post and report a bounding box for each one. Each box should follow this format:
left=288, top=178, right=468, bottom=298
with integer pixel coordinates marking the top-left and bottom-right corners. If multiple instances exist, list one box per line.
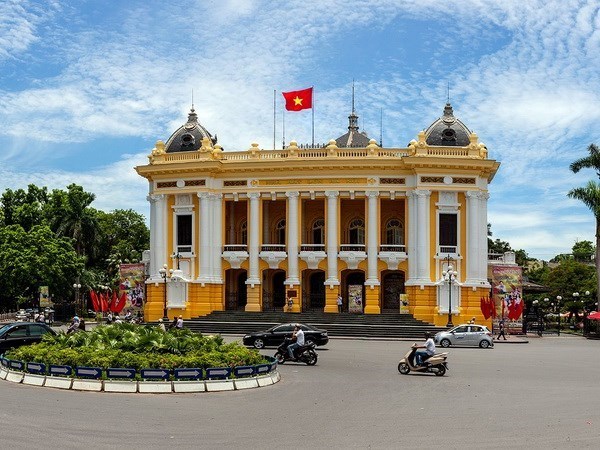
left=73, top=283, right=82, bottom=316
left=158, top=264, right=172, bottom=321
left=532, top=299, right=542, bottom=337
left=556, top=295, right=562, bottom=336
left=442, top=258, right=458, bottom=328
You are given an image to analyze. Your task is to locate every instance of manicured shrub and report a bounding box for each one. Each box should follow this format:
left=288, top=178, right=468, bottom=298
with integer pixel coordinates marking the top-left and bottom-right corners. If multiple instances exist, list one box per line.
left=5, top=323, right=267, bottom=371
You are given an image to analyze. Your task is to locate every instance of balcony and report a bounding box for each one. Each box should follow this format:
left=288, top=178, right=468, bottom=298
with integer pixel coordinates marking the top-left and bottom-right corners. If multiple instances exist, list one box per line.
left=378, top=244, right=407, bottom=270
left=339, top=244, right=366, bottom=270
left=259, top=244, right=287, bottom=269
left=299, top=244, right=326, bottom=270
left=222, top=244, right=248, bottom=269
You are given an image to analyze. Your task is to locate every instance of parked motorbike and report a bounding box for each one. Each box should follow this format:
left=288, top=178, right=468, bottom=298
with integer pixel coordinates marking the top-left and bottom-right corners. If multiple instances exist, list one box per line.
left=397, top=344, right=449, bottom=376
left=274, top=338, right=318, bottom=365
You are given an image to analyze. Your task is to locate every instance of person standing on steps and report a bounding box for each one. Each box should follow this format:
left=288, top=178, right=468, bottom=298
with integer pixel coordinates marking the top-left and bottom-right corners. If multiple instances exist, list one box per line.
left=337, top=294, right=343, bottom=313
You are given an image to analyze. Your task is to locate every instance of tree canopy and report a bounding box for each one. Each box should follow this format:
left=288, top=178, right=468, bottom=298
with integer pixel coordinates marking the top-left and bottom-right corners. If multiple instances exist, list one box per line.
left=0, top=184, right=149, bottom=310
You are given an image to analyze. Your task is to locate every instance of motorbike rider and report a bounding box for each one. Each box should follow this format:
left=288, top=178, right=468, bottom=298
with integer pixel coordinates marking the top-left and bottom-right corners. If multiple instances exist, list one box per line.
left=287, top=324, right=305, bottom=359
left=414, top=332, right=436, bottom=366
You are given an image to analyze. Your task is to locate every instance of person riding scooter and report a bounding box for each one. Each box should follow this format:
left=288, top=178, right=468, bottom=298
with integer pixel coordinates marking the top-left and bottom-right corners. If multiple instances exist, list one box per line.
left=414, top=332, right=436, bottom=366
left=287, top=324, right=305, bottom=359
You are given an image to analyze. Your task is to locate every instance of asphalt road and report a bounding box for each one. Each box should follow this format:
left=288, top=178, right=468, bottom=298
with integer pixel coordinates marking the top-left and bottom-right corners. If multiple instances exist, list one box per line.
left=1, top=336, right=599, bottom=449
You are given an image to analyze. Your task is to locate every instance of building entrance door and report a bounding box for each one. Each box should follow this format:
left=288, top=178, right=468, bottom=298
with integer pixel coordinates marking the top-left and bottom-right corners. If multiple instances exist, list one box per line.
left=382, top=271, right=405, bottom=311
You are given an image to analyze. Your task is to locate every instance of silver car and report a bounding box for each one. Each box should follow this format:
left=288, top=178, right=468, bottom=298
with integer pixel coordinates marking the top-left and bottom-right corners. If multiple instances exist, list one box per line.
left=434, top=324, right=494, bottom=349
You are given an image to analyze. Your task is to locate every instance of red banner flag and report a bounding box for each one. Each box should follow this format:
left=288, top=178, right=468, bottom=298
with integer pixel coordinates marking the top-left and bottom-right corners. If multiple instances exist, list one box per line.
left=100, top=293, right=109, bottom=312
left=90, top=291, right=99, bottom=312
left=282, top=87, right=313, bottom=111
left=113, top=293, right=127, bottom=313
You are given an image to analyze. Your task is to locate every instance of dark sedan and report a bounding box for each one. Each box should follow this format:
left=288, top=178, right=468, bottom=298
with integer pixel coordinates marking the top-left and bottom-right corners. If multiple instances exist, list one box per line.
left=0, top=322, right=57, bottom=354
left=243, top=323, right=329, bottom=349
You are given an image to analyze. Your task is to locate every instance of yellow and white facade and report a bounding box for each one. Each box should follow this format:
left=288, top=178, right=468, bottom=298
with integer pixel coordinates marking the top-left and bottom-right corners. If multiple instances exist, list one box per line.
left=136, top=103, right=500, bottom=326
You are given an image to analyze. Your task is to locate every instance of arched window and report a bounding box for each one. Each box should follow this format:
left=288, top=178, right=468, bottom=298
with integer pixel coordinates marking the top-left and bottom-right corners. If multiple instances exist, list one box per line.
left=349, top=218, right=365, bottom=245
left=385, top=219, right=404, bottom=245
left=312, top=218, right=324, bottom=245
left=239, top=220, right=247, bottom=245
left=275, top=218, right=286, bottom=245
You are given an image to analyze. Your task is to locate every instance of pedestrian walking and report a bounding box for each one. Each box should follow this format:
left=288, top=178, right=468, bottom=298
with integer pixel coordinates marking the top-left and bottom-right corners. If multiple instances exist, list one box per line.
left=168, top=316, right=178, bottom=330
left=497, top=319, right=507, bottom=340
left=158, top=318, right=166, bottom=332
left=337, top=294, right=343, bottom=313
left=176, top=315, right=184, bottom=329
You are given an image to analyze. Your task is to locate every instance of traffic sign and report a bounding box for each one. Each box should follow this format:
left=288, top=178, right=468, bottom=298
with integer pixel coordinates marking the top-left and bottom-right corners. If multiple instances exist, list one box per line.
left=75, top=367, right=102, bottom=379
left=234, top=366, right=255, bottom=377
left=27, top=362, right=46, bottom=374
left=140, top=369, right=170, bottom=380
left=206, top=367, right=232, bottom=379
left=255, top=364, right=270, bottom=374
left=174, top=368, right=203, bottom=380
left=106, top=368, right=136, bottom=379
left=9, top=360, right=24, bottom=370
left=49, top=365, right=72, bottom=376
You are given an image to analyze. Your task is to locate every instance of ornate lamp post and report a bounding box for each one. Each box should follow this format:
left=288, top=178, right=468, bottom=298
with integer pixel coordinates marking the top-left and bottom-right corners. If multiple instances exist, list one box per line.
left=556, top=295, right=562, bottom=336
left=73, top=282, right=82, bottom=316
left=532, top=299, right=542, bottom=337
left=442, top=262, right=458, bottom=327
left=158, top=264, right=172, bottom=321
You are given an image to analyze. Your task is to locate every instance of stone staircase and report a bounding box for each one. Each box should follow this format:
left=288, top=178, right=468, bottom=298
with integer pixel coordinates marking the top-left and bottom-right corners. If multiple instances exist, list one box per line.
left=184, top=311, right=449, bottom=339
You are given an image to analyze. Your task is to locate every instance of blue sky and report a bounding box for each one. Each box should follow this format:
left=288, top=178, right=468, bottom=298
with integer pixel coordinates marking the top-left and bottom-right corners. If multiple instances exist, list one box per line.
left=1, top=0, right=600, bottom=260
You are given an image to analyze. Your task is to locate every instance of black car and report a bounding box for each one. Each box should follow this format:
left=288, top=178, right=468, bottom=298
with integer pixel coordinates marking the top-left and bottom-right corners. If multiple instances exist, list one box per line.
left=0, top=322, right=57, bottom=354
left=243, top=323, right=329, bottom=349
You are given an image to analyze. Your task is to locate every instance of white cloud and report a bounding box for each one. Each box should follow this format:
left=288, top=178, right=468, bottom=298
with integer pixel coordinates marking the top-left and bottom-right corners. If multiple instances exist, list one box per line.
left=1, top=0, right=600, bottom=260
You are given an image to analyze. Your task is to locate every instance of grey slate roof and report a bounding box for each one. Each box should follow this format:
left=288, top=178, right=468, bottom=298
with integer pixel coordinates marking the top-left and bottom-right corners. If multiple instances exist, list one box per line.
left=334, top=111, right=371, bottom=148
left=165, top=107, right=217, bottom=153
left=424, top=103, right=471, bottom=146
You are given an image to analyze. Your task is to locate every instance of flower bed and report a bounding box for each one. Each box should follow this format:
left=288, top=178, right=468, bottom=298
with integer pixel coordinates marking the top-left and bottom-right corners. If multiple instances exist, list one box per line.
left=3, top=323, right=271, bottom=380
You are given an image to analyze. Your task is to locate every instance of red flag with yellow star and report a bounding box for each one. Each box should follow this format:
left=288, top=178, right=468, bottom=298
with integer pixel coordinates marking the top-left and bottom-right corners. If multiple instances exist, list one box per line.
left=282, top=87, right=313, bottom=111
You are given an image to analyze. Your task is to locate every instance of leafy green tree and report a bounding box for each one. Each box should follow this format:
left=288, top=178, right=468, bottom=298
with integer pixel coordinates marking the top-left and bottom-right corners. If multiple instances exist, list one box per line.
left=539, top=259, right=596, bottom=319
left=46, top=184, right=99, bottom=257
left=0, top=225, right=84, bottom=310
left=0, top=185, right=49, bottom=230
left=572, top=240, right=595, bottom=262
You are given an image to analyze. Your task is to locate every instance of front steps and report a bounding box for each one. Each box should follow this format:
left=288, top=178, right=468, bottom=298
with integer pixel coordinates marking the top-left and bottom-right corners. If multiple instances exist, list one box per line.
left=184, top=310, right=448, bottom=339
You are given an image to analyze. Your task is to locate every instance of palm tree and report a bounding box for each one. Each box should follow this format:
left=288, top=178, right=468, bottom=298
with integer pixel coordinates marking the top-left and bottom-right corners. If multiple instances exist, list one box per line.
left=567, top=181, right=600, bottom=310
left=50, top=184, right=99, bottom=257
left=570, top=143, right=600, bottom=178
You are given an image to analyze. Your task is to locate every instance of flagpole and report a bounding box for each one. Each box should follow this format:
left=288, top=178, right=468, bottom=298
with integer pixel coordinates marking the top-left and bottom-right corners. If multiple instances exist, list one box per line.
left=282, top=102, right=286, bottom=149
left=273, top=89, right=276, bottom=150
left=311, top=85, right=315, bottom=148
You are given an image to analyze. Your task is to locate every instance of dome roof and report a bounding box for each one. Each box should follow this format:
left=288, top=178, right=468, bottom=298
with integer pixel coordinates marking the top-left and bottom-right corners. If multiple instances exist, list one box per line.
left=424, top=103, right=471, bottom=146
left=164, top=107, right=217, bottom=153
left=335, top=111, right=371, bottom=148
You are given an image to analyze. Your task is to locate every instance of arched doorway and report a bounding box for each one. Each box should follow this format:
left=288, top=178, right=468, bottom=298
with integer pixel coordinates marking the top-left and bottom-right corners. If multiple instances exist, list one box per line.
left=382, top=271, right=405, bottom=312
left=262, top=269, right=286, bottom=311
left=342, top=270, right=365, bottom=313
left=302, top=270, right=325, bottom=310
left=224, top=269, right=247, bottom=310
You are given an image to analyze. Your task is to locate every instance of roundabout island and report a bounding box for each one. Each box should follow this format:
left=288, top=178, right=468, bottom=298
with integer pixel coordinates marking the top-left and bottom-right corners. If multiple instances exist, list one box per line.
left=0, top=323, right=279, bottom=393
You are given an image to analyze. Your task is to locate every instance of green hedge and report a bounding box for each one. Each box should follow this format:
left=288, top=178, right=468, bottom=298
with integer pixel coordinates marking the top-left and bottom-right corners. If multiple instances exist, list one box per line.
left=5, top=323, right=267, bottom=371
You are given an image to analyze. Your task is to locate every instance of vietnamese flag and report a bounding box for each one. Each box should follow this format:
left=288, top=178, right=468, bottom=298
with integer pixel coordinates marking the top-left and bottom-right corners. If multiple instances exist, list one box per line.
left=282, top=87, right=313, bottom=111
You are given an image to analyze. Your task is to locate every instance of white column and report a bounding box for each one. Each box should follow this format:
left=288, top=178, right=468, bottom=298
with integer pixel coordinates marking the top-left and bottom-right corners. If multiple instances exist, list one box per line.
left=465, top=191, right=479, bottom=284
left=365, top=191, right=380, bottom=286
left=479, top=192, right=490, bottom=283
left=147, top=194, right=158, bottom=278
left=150, top=194, right=167, bottom=279
left=228, top=201, right=235, bottom=244
left=285, top=191, right=300, bottom=286
left=325, top=191, right=340, bottom=286
left=197, top=192, right=211, bottom=283
left=415, top=189, right=431, bottom=282
left=406, top=191, right=418, bottom=282
left=212, top=193, right=223, bottom=283
left=247, top=192, right=261, bottom=285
